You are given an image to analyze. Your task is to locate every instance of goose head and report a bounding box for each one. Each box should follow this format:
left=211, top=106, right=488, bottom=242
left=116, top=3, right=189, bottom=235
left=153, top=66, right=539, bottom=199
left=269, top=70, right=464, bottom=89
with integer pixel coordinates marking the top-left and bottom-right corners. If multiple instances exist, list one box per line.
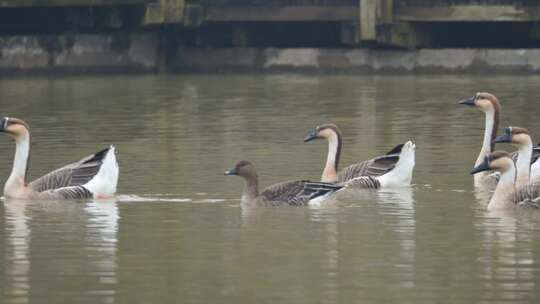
left=459, top=92, right=501, bottom=114
left=0, top=117, right=30, bottom=142
left=303, top=123, right=341, bottom=142
left=225, top=160, right=257, bottom=180
left=494, top=126, right=531, bottom=148
left=470, top=151, right=513, bottom=175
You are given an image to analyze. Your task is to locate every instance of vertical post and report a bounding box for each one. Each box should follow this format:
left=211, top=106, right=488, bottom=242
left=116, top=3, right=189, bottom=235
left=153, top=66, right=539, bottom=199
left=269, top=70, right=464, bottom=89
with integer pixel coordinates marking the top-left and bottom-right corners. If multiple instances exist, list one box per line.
left=360, top=0, right=377, bottom=41
left=380, top=0, right=393, bottom=23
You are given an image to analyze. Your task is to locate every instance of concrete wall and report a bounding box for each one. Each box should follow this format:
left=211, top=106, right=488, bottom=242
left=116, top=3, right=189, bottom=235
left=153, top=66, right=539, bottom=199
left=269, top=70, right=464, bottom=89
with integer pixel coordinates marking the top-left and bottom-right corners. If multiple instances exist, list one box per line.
left=3, top=35, right=540, bottom=74
left=171, top=47, right=540, bottom=73
left=0, top=33, right=159, bottom=75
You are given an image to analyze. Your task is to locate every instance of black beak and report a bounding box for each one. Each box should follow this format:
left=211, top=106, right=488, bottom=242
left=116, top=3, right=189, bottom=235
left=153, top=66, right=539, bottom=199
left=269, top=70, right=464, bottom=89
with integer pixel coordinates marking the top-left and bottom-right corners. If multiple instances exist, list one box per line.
left=493, top=134, right=512, bottom=144
left=224, top=167, right=238, bottom=176
left=459, top=96, right=476, bottom=106
left=470, top=157, right=491, bottom=175
left=303, top=129, right=319, bottom=143
left=0, top=117, right=7, bottom=132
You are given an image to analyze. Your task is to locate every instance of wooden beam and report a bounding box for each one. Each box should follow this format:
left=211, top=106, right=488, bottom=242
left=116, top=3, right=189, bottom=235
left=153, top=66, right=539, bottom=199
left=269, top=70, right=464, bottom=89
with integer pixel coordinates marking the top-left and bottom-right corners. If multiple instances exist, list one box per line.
left=360, top=0, right=377, bottom=40
left=206, top=6, right=357, bottom=22
left=0, top=0, right=149, bottom=7
left=395, top=5, right=540, bottom=22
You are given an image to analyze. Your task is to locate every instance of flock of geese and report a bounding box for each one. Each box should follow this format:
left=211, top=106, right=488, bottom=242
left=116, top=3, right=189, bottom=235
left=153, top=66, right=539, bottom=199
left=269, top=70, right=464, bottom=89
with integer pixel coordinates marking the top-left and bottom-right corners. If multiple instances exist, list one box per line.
left=1, top=92, right=540, bottom=210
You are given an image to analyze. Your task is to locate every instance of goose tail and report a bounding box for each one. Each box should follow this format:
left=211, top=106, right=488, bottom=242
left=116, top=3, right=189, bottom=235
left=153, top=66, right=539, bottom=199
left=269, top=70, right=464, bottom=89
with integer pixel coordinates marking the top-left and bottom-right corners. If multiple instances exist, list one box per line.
left=83, top=145, right=119, bottom=199
left=377, top=141, right=415, bottom=187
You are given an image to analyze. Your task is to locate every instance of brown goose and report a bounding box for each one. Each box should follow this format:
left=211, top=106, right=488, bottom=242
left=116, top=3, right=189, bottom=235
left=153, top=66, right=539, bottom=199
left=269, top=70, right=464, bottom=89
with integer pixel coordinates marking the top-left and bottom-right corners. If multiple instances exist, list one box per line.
left=224, top=160, right=342, bottom=206
left=1, top=117, right=119, bottom=200
left=494, top=126, right=540, bottom=187
left=303, top=123, right=415, bottom=188
left=471, top=151, right=540, bottom=210
left=459, top=92, right=501, bottom=187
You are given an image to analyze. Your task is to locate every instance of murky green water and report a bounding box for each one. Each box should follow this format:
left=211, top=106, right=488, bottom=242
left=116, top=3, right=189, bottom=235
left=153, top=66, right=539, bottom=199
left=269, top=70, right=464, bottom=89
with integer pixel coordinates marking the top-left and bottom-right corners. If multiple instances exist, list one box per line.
left=2, top=74, right=540, bottom=303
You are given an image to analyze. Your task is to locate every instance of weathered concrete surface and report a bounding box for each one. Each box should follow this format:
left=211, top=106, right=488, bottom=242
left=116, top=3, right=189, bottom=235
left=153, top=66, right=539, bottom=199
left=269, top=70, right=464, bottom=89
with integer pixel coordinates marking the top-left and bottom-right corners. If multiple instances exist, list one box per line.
left=0, top=33, right=159, bottom=75
left=172, top=47, right=540, bottom=73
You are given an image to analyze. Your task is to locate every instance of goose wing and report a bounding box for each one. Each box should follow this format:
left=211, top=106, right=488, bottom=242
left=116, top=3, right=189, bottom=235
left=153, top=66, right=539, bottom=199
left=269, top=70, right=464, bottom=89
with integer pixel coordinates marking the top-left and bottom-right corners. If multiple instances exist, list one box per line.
left=342, top=176, right=381, bottom=189
left=39, top=186, right=93, bottom=200
left=260, top=180, right=342, bottom=206
left=28, top=147, right=111, bottom=192
left=337, top=144, right=403, bottom=182
left=514, top=183, right=540, bottom=209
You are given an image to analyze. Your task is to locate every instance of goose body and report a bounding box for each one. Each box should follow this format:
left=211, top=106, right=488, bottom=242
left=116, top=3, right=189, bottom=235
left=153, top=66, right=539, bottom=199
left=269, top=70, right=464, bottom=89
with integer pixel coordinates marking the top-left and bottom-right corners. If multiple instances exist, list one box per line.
left=471, top=151, right=540, bottom=210
left=304, top=123, right=415, bottom=188
left=1, top=117, right=119, bottom=200
left=225, top=160, right=342, bottom=206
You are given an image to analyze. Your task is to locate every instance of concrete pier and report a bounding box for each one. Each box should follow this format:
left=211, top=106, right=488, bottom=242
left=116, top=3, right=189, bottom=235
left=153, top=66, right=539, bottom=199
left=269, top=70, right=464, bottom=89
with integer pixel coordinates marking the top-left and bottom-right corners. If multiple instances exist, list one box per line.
left=1, top=1, right=540, bottom=74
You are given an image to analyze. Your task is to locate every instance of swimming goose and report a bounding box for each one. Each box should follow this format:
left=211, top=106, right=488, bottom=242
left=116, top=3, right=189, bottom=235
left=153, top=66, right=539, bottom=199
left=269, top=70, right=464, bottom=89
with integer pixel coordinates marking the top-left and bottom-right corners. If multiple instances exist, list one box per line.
left=493, top=126, right=540, bottom=187
left=471, top=151, right=540, bottom=210
left=303, top=123, right=415, bottom=187
left=1, top=117, right=119, bottom=200
left=459, top=92, right=501, bottom=188
left=224, top=160, right=342, bottom=206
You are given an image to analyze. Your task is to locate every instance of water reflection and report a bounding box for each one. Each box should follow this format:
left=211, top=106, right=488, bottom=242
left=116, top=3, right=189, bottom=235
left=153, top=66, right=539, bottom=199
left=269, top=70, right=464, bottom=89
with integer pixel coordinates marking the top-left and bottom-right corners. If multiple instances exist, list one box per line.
left=2, top=198, right=120, bottom=303
left=4, top=200, right=31, bottom=304
left=476, top=211, right=535, bottom=303
left=84, top=198, right=119, bottom=302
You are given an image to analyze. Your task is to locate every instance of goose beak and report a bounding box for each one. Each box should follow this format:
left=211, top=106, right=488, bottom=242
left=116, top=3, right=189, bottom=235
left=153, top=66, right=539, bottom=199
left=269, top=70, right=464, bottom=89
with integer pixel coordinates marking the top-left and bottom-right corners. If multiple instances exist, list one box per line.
left=224, top=168, right=238, bottom=176
left=0, top=117, right=7, bottom=132
left=459, top=96, right=476, bottom=106
left=470, top=157, right=491, bottom=175
left=493, top=134, right=512, bottom=144
left=303, top=129, right=319, bottom=142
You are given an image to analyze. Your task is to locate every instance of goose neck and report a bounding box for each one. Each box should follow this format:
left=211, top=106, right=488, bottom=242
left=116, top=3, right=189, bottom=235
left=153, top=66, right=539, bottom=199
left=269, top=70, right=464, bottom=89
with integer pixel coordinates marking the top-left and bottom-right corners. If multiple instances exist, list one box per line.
left=241, top=174, right=259, bottom=204
left=321, top=131, right=341, bottom=183
left=488, top=169, right=516, bottom=210
left=515, top=138, right=533, bottom=187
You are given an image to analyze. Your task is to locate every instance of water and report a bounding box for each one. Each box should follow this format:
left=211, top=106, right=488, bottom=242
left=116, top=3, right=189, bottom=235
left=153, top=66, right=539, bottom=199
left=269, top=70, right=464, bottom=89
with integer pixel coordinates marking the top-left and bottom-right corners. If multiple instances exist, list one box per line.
left=2, top=74, right=540, bottom=303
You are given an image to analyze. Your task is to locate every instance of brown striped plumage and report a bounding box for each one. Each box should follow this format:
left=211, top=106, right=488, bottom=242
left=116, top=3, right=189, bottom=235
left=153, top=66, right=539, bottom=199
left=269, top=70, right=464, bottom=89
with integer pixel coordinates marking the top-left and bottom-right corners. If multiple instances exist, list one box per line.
left=29, top=148, right=110, bottom=193
left=340, top=176, right=381, bottom=189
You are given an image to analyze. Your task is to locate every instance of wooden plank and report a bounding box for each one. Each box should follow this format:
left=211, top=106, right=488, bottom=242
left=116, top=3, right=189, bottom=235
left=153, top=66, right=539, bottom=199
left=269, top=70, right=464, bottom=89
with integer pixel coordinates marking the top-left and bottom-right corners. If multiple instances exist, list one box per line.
left=206, top=6, right=357, bottom=22
left=0, top=0, right=149, bottom=7
left=395, top=5, right=540, bottom=22
left=360, top=0, right=376, bottom=40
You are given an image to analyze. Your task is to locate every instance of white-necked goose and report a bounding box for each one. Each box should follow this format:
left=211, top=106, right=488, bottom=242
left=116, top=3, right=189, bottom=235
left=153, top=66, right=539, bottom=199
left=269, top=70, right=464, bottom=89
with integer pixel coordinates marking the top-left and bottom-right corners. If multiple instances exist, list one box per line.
left=471, top=151, right=540, bottom=210
left=303, top=123, right=415, bottom=188
left=493, top=126, right=540, bottom=187
left=1, top=117, right=119, bottom=200
left=459, top=92, right=501, bottom=187
left=224, top=160, right=342, bottom=206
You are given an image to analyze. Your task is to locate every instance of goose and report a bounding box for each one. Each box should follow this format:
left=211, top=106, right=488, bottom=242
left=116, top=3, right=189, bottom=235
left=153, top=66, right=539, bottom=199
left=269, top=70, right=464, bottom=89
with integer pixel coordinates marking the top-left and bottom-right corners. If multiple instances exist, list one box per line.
left=224, top=160, right=342, bottom=206
left=493, top=126, right=540, bottom=187
left=303, top=123, right=415, bottom=188
left=1, top=117, right=119, bottom=200
left=471, top=151, right=540, bottom=210
left=459, top=92, right=501, bottom=188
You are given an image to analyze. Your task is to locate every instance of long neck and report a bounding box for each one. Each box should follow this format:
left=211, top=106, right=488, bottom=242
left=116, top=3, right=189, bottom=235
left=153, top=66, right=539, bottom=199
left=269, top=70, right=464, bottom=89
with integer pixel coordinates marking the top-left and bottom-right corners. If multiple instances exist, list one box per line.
left=321, top=131, right=341, bottom=183
left=488, top=168, right=516, bottom=210
left=241, top=174, right=259, bottom=205
left=8, top=132, right=31, bottom=187
left=476, top=108, right=497, bottom=166
left=515, top=138, right=533, bottom=188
